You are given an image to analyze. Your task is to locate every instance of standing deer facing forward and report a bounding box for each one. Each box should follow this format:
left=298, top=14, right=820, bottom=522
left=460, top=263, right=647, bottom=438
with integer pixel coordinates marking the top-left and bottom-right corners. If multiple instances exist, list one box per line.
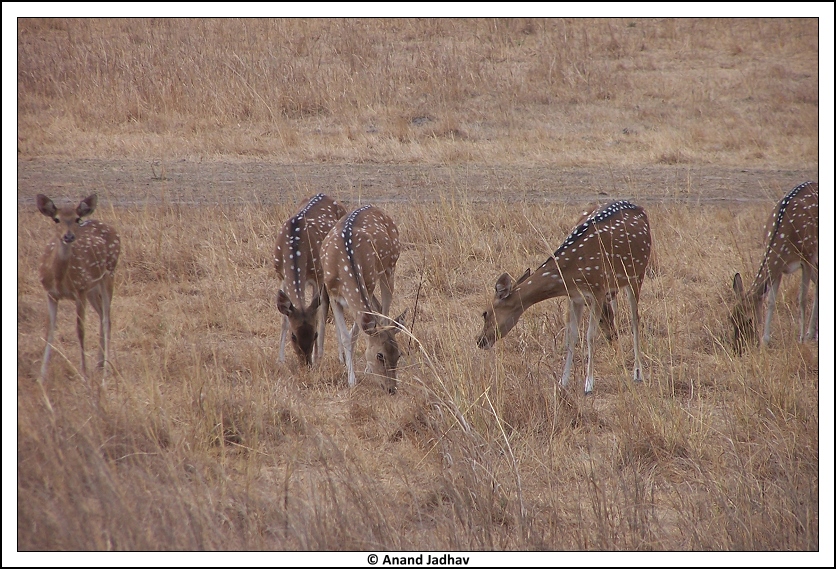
left=477, top=201, right=652, bottom=395
left=36, top=194, right=121, bottom=384
left=274, top=193, right=347, bottom=366
left=732, top=181, right=818, bottom=352
left=322, top=205, right=406, bottom=393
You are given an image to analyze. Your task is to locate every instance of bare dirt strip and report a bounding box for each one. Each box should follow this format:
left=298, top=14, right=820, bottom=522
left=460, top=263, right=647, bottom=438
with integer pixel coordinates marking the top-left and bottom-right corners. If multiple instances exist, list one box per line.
left=16, top=158, right=818, bottom=208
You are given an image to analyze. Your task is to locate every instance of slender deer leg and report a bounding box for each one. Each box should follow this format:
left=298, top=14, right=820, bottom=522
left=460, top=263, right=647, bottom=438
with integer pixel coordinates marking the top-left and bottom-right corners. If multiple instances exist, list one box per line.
left=278, top=315, right=289, bottom=363
left=762, top=277, right=781, bottom=346
left=798, top=263, right=811, bottom=343
left=316, top=286, right=328, bottom=363
left=87, top=288, right=105, bottom=367
left=331, top=300, right=356, bottom=386
left=806, top=267, right=818, bottom=341
left=40, top=295, right=59, bottom=380
left=562, top=298, right=583, bottom=388
left=626, top=283, right=643, bottom=382
left=380, top=269, right=395, bottom=316
left=76, top=297, right=88, bottom=378
left=584, top=299, right=602, bottom=394
left=349, top=321, right=361, bottom=364
left=101, top=279, right=113, bottom=384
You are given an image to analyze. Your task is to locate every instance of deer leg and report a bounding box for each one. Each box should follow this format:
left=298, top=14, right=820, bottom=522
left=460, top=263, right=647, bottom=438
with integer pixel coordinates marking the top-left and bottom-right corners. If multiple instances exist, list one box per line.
left=762, top=278, right=781, bottom=346
left=315, top=286, right=329, bottom=363
left=626, top=283, right=644, bottom=383
left=562, top=298, right=584, bottom=389
left=798, top=263, right=811, bottom=343
left=601, top=291, right=618, bottom=343
left=100, top=280, right=113, bottom=385
left=87, top=287, right=105, bottom=367
left=380, top=269, right=395, bottom=316
left=76, top=297, right=88, bottom=378
left=806, top=266, right=818, bottom=341
left=331, top=300, right=356, bottom=386
left=584, top=299, right=602, bottom=395
left=350, top=321, right=361, bottom=363
left=278, top=315, right=289, bottom=363
left=40, top=295, right=59, bottom=381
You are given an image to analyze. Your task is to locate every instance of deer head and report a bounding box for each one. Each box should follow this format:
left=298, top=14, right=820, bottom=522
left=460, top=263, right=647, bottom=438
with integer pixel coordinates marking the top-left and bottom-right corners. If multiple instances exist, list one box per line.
left=277, top=290, right=322, bottom=366
left=361, top=309, right=408, bottom=394
left=476, top=269, right=530, bottom=349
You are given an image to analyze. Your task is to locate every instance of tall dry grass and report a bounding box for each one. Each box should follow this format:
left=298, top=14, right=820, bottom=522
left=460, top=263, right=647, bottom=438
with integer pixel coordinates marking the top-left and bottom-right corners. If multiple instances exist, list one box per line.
left=17, top=18, right=818, bottom=166
left=17, top=193, right=819, bottom=551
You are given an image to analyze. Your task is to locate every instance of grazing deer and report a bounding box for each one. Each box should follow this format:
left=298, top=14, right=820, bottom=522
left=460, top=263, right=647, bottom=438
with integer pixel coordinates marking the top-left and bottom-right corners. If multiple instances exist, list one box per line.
left=274, top=193, right=347, bottom=366
left=36, top=194, right=121, bottom=384
left=477, top=201, right=652, bottom=395
left=322, top=205, right=406, bottom=393
left=731, top=181, right=818, bottom=352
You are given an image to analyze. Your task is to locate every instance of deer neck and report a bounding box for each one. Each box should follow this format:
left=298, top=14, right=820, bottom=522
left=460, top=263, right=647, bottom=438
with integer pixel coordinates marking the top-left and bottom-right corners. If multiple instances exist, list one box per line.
left=285, top=217, right=316, bottom=306
left=748, top=261, right=773, bottom=301
left=40, top=240, right=73, bottom=294
left=515, top=259, right=569, bottom=310
left=342, top=208, right=376, bottom=314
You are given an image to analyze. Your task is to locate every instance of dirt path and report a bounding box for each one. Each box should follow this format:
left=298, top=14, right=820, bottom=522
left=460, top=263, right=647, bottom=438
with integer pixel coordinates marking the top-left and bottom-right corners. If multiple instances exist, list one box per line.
left=17, top=158, right=817, bottom=207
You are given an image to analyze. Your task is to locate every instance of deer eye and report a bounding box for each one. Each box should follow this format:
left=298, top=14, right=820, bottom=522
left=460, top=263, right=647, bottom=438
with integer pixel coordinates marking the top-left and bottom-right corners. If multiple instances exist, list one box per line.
left=482, top=311, right=488, bottom=321
left=376, top=353, right=385, bottom=363
left=53, top=218, right=59, bottom=224
left=291, top=333, right=298, bottom=343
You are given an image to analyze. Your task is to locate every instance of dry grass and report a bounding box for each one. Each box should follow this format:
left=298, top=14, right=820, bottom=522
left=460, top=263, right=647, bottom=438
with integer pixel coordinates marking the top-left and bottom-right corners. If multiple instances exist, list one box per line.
left=17, top=196, right=819, bottom=552
left=12, top=17, right=824, bottom=556
left=16, top=18, right=818, bottom=166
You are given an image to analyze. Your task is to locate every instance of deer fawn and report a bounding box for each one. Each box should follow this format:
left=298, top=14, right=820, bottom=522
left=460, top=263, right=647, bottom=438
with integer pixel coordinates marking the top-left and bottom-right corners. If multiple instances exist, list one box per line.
left=322, top=205, right=406, bottom=393
left=36, top=194, right=121, bottom=384
left=731, top=181, right=818, bottom=352
left=477, top=201, right=652, bottom=395
left=274, top=193, right=347, bottom=367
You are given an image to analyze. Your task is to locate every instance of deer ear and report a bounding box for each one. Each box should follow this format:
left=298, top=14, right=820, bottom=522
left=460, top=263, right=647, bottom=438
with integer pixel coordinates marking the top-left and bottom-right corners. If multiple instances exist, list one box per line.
left=360, top=312, right=377, bottom=333
left=307, top=292, right=322, bottom=312
left=732, top=273, right=744, bottom=298
left=391, top=309, right=408, bottom=334
left=495, top=273, right=514, bottom=300
left=77, top=194, right=97, bottom=217
left=514, top=268, right=531, bottom=286
left=36, top=195, right=57, bottom=218
left=277, top=290, right=296, bottom=317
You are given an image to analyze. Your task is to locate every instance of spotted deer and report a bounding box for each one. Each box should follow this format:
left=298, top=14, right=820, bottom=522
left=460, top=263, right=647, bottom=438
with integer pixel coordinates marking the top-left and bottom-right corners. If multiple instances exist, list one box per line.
left=322, top=205, right=406, bottom=393
left=477, top=201, right=652, bottom=394
left=732, top=181, right=818, bottom=352
left=274, top=193, right=347, bottom=366
left=36, top=194, right=121, bottom=384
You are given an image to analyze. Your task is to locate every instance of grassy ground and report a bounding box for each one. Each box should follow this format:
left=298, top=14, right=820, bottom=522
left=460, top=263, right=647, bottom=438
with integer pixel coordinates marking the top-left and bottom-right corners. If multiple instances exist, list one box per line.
left=10, top=17, right=827, bottom=559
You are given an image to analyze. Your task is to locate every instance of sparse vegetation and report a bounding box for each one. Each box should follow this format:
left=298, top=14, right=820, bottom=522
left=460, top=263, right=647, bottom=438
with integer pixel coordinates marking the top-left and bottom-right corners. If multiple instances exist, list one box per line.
left=16, top=18, right=819, bottom=553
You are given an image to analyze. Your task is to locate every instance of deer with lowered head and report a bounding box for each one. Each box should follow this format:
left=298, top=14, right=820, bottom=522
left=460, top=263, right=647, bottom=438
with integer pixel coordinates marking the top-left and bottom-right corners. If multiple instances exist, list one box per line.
left=36, top=194, right=121, bottom=384
left=477, top=200, right=652, bottom=395
left=321, top=205, right=406, bottom=393
left=731, top=181, right=818, bottom=353
left=274, top=193, right=347, bottom=367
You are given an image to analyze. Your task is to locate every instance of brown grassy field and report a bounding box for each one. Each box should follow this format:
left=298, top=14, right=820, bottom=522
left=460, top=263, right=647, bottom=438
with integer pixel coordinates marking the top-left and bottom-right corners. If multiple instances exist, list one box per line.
left=12, top=17, right=827, bottom=559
